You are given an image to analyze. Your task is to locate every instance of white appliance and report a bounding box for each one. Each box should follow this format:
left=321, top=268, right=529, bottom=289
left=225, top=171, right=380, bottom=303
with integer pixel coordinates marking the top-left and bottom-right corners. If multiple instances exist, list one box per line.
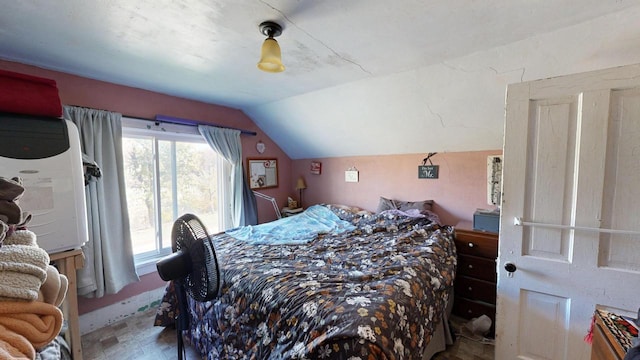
left=0, top=113, right=88, bottom=254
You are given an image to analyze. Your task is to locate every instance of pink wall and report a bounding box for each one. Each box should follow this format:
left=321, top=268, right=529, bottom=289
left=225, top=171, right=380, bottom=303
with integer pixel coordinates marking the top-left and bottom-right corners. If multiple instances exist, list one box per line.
left=1, top=60, right=501, bottom=315
left=77, top=271, right=167, bottom=314
left=0, top=60, right=291, bottom=313
left=291, top=150, right=502, bottom=226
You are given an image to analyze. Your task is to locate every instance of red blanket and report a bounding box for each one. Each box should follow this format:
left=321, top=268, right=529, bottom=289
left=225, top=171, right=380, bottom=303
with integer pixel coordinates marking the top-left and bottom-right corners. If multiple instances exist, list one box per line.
left=0, top=70, right=62, bottom=117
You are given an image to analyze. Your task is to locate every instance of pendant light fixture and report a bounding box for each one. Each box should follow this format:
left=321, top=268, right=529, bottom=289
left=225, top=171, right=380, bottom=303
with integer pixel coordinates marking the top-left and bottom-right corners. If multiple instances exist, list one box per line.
left=257, top=21, right=285, bottom=73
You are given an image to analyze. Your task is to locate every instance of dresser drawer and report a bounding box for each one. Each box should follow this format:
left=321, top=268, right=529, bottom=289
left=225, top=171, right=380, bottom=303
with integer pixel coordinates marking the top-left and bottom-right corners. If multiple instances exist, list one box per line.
left=453, top=296, right=496, bottom=320
left=454, top=275, right=496, bottom=305
left=454, top=230, right=498, bottom=258
left=457, top=254, right=496, bottom=282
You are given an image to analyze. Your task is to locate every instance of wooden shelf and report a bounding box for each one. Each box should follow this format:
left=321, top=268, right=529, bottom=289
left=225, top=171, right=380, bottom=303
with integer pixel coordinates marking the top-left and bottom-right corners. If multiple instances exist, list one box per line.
left=50, top=248, right=85, bottom=360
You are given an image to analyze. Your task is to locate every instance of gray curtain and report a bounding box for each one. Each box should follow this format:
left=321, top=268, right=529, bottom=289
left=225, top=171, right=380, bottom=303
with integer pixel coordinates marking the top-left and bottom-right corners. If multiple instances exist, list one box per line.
left=240, top=171, right=258, bottom=226
left=198, top=126, right=257, bottom=227
left=63, top=106, right=139, bottom=297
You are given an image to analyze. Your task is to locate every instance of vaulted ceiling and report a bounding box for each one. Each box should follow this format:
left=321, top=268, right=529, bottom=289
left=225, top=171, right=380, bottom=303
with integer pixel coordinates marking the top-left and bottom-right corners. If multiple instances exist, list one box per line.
left=3, top=1, right=640, bottom=159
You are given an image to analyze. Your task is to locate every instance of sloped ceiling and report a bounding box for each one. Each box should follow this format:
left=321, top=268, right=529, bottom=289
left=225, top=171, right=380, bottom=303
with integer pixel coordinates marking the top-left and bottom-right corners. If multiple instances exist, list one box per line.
left=2, top=1, right=640, bottom=159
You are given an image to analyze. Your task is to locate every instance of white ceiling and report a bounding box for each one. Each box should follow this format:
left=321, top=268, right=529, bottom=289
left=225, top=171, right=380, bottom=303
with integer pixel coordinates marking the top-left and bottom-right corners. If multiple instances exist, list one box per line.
left=3, top=1, right=640, bottom=159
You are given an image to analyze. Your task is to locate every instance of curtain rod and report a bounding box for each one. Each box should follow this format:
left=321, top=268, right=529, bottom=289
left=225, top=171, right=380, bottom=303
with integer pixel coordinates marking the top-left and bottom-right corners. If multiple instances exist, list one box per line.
left=154, top=115, right=257, bottom=136
left=64, top=105, right=257, bottom=136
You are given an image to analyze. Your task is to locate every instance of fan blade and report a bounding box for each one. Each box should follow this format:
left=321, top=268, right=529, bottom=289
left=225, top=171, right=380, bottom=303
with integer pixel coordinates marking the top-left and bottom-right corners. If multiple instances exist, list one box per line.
left=185, top=239, right=220, bottom=302
left=167, top=213, right=221, bottom=302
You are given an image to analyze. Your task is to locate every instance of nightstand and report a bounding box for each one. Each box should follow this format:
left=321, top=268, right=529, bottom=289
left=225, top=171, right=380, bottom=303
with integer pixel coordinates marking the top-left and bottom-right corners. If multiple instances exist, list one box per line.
left=281, top=207, right=303, bottom=217
left=452, top=220, right=498, bottom=337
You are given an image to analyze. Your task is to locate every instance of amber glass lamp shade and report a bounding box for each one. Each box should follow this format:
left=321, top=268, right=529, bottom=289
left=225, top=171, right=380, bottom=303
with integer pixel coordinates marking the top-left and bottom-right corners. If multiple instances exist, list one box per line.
left=296, top=177, right=307, bottom=190
left=257, top=38, right=285, bottom=73
left=296, top=177, right=306, bottom=207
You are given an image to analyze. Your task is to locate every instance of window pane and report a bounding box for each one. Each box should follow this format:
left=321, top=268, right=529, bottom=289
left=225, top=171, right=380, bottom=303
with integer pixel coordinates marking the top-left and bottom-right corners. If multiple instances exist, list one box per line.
left=174, top=142, right=220, bottom=234
left=122, top=137, right=157, bottom=255
left=157, top=140, right=174, bottom=251
left=123, top=127, right=221, bottom=262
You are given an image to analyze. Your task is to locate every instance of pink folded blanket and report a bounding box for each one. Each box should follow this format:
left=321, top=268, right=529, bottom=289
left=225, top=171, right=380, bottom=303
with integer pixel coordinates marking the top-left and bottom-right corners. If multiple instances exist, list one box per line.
left=0, top=301, right=63, bottom=359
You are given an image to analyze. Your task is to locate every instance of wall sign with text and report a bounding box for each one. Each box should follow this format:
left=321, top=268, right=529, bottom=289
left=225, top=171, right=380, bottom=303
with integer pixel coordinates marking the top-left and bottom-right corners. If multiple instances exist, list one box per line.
left=418, top=165, right=439, bottom=179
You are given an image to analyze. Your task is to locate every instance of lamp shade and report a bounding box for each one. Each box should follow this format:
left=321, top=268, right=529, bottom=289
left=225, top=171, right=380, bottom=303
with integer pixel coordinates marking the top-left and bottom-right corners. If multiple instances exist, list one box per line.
left=257, top=38, right=285, bottom=73
left=296, top=177, right=307, bottom=190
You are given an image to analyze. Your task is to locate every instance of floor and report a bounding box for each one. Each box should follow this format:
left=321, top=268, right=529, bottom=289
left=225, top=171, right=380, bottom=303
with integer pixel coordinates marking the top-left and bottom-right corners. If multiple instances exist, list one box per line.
left=80, top=309, right=199, bottom=360
left=432, top=316, right=495, bottom=360
left=81, top=309, right=494, bottom=360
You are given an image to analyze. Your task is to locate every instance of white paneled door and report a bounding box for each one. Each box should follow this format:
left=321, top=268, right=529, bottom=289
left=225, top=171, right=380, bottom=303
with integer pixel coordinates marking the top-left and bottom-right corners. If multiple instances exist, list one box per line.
left=497, top=64, right=640, bottom=359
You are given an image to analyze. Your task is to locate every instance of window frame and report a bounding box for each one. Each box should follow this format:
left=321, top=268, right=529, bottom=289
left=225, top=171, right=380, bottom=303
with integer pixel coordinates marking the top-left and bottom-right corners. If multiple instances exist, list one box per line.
left=121, top=118, right=227, bottom=274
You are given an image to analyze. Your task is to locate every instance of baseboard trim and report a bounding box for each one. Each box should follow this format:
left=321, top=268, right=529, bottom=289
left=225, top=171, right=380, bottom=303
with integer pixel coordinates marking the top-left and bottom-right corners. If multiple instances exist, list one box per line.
left=79, top=286, right=166, bottom=335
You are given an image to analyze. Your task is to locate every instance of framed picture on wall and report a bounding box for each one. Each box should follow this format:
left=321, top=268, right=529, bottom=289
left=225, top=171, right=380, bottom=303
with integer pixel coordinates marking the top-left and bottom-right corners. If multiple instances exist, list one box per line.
left=487, top=155, right=503, bottom=206
left=248, top=158, right=278, bottom=189
left=310, top=161, right=322, bottom=175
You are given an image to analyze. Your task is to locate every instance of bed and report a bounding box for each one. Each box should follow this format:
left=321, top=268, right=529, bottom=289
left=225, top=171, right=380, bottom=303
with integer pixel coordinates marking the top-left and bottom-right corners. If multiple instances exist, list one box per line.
left=155, top=203, right=456, bottom=359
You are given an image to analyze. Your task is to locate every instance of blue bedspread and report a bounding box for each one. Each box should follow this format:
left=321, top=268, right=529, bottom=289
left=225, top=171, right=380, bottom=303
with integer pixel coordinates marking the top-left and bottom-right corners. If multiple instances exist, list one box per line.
left=225, top=204, right=355, bottom=245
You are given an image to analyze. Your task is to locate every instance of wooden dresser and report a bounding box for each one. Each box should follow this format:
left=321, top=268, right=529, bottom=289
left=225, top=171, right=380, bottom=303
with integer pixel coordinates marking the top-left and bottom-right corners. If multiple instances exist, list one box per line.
left=452, top=220, right=498, bottom=337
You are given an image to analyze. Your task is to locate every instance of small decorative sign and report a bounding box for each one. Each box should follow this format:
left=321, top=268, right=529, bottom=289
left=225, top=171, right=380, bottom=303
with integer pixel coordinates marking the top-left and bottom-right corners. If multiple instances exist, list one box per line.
left=247, top=158, right=278, bottom=189
left=310, top=161, right=322, bottom=175
left=487, top=155, right=503, bottom=205
left=345, top=170, right=359, bottom=183
left=418, top=165, right=439, bottom=179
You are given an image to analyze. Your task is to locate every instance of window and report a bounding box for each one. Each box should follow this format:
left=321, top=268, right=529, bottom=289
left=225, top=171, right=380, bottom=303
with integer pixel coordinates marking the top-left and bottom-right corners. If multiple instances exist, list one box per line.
left=121, top=118, right=228, bottom=272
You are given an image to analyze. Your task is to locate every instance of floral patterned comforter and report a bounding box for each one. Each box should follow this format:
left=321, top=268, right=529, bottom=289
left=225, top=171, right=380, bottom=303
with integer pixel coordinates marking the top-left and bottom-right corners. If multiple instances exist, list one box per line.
left=155, top=205, right=456, bottom=360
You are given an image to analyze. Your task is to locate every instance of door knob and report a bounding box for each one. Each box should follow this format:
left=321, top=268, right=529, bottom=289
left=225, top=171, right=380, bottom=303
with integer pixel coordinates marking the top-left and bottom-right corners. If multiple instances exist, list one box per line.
left=504, top=262, right=517, bottom=277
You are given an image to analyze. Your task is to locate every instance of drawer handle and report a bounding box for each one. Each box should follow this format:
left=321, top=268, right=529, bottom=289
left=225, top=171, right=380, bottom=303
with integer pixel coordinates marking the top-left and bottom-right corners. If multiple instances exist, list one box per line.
left=468, top=242, right=475, bottom=248
left=467, top=309, right=473, bottom=314
left=468, top=264, right=473, bottom=269
left=468, top=286, right=473, bottom=291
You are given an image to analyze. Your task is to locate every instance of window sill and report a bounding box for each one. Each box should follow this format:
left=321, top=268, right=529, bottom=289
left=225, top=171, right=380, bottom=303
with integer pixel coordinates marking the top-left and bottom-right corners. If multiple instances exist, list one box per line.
left=135, top=248, right=172, bottom=276
left=135, top=257, right=163, bottom=276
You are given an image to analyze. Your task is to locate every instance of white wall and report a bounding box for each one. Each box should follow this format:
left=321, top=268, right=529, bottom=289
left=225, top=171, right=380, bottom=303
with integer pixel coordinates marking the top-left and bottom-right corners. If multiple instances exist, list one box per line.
left=247, top=6, right=640, bottom=159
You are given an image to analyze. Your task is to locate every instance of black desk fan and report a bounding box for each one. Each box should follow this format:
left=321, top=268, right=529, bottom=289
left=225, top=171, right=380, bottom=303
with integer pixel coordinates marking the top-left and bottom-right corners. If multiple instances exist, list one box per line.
left=156, top=213, right=220, bottom=360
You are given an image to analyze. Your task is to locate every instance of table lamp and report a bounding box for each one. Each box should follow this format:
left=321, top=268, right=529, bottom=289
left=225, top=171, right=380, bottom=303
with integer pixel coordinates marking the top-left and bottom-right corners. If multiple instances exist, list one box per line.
left=296, top=177, right=307, bottom=207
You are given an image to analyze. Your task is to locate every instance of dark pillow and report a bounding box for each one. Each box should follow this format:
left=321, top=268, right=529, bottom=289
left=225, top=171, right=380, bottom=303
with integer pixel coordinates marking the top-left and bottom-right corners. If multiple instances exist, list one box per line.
left=376, top=197, right=397, bottom=213
left=395, top=199, right=434, bottom=213
left=376, top=197, right=434, bottom=214
left=324, top=204, right=373, bottom=223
